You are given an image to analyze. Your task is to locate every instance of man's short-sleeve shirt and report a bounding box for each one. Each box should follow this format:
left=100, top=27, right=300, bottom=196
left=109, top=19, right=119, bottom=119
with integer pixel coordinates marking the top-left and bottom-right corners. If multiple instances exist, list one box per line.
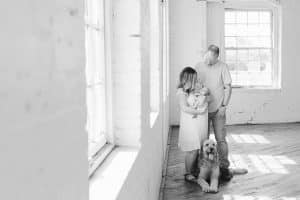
left=195, top=61, right=232, bottom=113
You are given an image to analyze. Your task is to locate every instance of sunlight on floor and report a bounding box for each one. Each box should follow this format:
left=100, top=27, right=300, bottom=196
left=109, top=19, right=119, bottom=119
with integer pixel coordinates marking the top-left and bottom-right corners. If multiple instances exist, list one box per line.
left=229, top=154, right=251, bottom=172
left=229, top=154, right=297, bottom=174
left=229, top=134, right=271, bottom=144
left=223, top=195, right=299, bottom=200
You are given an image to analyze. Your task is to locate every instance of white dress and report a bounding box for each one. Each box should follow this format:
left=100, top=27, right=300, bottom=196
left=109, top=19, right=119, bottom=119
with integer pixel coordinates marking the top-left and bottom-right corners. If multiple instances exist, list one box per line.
left=177, top=88, right=208, bottom=152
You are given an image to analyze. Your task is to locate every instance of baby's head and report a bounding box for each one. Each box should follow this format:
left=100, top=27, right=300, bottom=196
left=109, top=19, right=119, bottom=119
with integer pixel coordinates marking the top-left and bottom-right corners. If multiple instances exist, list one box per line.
left=193, top=84, right=209, bottom=96
left=199, top=87, right=209, bottom=96
left=178, top=67, right=197, bottom=93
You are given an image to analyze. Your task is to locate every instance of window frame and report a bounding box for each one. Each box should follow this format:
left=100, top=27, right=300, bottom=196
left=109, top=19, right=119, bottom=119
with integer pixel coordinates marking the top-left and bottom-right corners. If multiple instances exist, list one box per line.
left=222, top=1, right=281, bottom=89
left=149, top=0, right=161, bottom=127
left=85, top=0, right=115, bottom=178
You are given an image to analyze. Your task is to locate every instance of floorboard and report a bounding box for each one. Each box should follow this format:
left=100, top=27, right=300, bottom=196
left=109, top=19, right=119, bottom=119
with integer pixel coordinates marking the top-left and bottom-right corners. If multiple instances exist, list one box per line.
left=161, top=124, right=300, bottom=200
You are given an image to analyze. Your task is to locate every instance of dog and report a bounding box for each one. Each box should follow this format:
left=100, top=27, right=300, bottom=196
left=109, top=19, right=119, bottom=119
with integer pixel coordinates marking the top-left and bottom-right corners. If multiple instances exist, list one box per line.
left=197, top=139, right=220, bottom=193
left=196, top=139, right=248, bottom=193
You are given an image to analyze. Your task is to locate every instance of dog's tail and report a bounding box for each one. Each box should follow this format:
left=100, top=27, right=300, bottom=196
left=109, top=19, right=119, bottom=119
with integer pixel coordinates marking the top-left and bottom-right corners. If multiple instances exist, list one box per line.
left=230, top=168, right=248, bottom=175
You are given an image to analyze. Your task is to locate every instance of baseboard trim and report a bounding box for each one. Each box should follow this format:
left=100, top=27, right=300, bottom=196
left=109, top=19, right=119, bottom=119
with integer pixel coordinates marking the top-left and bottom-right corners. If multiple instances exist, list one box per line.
left=159, top=126, right=172, bottom=200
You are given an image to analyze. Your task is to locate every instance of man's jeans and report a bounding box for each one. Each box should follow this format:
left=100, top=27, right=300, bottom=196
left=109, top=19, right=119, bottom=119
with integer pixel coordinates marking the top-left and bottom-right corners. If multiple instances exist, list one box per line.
left=208, top=110, right=230, bottom=169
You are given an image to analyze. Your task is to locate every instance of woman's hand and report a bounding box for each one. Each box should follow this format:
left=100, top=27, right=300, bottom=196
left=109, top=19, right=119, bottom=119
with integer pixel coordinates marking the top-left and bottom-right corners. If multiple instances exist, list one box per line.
left=194, top=103, right=208, bottom=115
left=179, top=93, right=202, bottom=115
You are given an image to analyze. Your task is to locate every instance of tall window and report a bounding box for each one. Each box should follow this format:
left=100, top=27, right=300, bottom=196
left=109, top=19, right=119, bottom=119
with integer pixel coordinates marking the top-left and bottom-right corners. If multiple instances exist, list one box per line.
left=85, top=0, right=112, bottom=173
left=150, top=0, right=160, bottom=126
left=224, top=9, right=279, bottom=88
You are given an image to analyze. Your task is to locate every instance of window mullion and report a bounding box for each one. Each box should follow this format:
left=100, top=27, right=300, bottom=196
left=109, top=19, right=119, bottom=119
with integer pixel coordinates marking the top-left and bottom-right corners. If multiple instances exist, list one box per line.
left=224, top=8, right=277, bottom=88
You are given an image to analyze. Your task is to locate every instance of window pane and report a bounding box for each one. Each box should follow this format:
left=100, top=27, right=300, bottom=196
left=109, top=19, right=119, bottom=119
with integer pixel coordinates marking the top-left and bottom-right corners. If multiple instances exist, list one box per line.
left=233, top=71, right=249, bottom=85
left=260, top=11, right=271, bottom=24
left=230, top=71, right=238, bottom=84
left=259, top=61, right=272, bottom=72
left=249, top=49, right=260, bottom=61
left=237, top=50, right=248, bottom=62
left=225, top=11, right=236, bottom=23
left=85, top=0, right=108, bottom=160
left=236, top=11, right=247, bottom=23
left=85, top=28, right=105, bottom=85
left=259, top=24, right=271, bottom=36
left=259, top=37, right=272, bottom=48
left=237, top=62, right=248, bottom=71
left=150, top=0, right=160, bottom=114
left=225, top=24, right=236, bottom=36
left=236, top=37, right=249, bottom=47
left=226, top=50, right=237, bottom=61
left=247, top=24, right=261, bottom=36
left=260, top=49, right=272, bottom=62
left=87, top=84, right=107, bottom=157
left=225, top=37, right=236, bottom=48
left=228, top=63, right=237, bottom=71
left=236, top=24, right=248, bottom=36
left=247, top=61, right=261, bottom=71
left=236, top=37, right=271, bottom=48
left=248, top=11, right=259, bottom=23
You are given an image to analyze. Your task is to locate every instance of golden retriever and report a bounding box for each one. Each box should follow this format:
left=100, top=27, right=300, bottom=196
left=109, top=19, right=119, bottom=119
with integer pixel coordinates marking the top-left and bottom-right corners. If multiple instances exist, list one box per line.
left=196, top=139, right=248, bottom=192
left=197, top=139, right=220, bottom=193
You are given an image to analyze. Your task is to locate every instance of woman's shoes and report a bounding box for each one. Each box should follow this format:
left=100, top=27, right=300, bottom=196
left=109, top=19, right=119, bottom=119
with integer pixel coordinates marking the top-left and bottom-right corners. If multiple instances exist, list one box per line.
left=184, top=173, right=197, bottom=182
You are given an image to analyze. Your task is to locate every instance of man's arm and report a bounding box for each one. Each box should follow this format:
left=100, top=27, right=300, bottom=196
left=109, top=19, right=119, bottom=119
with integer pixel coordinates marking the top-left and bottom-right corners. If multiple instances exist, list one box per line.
left=217, top=84, right=231, bottom=117
left=222, top=84, right=232, bottom=106
left=218, top=63, right=232, bottom=116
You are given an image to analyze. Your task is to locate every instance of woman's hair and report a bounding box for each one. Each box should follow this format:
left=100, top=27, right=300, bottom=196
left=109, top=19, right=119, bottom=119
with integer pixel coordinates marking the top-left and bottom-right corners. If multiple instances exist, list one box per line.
left=177, top=67, right=197, bottom=93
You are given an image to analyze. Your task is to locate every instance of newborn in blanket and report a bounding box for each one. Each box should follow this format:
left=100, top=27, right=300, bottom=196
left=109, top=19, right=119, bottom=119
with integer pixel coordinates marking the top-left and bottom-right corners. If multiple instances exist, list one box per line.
left=187, top=84, right=210, bottom=118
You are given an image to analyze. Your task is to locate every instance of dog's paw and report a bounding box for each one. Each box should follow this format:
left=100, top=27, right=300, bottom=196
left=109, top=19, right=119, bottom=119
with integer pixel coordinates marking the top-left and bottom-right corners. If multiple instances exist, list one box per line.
left=197, top=179, right=204, bottom=186
left=198, top=180, right=210, bottom=192
left=209, top=186, right=218, bottom=193
left=202, top=185, right=210, bottom=193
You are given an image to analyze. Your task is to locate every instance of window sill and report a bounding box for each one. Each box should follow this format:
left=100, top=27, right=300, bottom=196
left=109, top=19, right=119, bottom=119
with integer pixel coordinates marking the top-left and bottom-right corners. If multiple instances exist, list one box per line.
left=89, top=144, right=115, bottom=177
left=232, top=86, right=282, bottom=93
left=89, top=146, right=139, bottom=200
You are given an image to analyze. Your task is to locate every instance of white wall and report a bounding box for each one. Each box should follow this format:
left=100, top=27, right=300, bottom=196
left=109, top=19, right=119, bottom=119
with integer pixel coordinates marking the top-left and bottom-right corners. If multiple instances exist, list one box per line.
left=90, top=0, right=170, bottom=199
left=170, top=0, right=300, bottom=125
left=0, top=1, right=88, bottom=200
left=115, top=0, right=170, bottom=198
left=169, top=0, right=207, bottom=125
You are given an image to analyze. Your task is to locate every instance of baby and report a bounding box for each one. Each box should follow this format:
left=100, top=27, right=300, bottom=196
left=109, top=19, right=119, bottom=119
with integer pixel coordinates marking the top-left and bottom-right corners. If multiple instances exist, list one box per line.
left=187, top=83, right=210, bottom=118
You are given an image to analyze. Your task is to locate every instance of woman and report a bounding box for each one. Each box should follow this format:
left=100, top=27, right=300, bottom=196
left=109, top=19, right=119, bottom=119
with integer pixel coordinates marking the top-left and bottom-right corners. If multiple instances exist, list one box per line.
left=176, top=67, right=209, bottom=181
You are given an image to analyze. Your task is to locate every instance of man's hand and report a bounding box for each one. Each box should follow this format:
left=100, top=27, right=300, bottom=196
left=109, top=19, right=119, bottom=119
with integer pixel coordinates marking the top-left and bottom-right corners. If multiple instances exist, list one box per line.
left=217, top=106, right=226, bottom=117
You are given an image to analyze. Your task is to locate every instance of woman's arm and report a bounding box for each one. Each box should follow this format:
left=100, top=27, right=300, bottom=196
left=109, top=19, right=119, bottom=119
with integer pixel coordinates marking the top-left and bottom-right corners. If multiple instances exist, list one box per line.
left=178, top=93, right=207, bottom=115
left=192, top=95, right=208, bottom=113
left=195, top=102, right=208, bottom=113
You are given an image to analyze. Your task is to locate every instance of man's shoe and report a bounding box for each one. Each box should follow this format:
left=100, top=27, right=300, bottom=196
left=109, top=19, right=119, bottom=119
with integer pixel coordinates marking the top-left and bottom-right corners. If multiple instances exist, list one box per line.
left=220, top=167, right=233, bottom=181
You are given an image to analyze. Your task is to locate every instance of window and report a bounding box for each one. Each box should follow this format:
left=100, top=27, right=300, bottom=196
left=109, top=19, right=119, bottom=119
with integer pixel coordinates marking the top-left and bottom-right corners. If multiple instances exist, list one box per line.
left=224, top=8, right=280, bottom=88
left=85, top=0, right=113, bottom=176
left=150, top=0, right=160, bottom=126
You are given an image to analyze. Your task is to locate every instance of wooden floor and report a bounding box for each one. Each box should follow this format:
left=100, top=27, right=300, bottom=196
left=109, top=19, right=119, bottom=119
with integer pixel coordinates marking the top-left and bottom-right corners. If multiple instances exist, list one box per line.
left=161, top=124, right=300, bottom=200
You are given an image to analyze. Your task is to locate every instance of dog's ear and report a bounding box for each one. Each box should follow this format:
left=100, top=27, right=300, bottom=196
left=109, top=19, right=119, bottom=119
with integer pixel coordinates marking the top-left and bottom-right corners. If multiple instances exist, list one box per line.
left=199, top=146, right=204, bottom=160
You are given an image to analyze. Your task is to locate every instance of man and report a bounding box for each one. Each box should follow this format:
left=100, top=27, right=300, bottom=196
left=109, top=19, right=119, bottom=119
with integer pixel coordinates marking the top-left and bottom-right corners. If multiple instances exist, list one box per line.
left=195, top=44, right=233, bottom=181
